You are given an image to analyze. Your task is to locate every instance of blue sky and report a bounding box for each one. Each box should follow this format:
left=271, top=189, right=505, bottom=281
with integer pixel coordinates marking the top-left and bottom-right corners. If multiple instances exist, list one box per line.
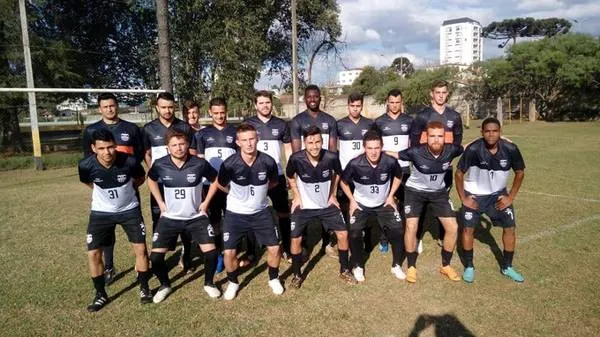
left=257, top=0, right=600, bottom=89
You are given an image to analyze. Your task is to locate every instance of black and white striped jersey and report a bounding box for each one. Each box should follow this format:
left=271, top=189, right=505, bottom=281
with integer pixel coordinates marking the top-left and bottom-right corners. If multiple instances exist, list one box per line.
left=411, top=106, right=463, bottom=146
left=78, top=152, right=144, bottom=213
left=191, top=125, right=237, bottom=178
left=374, top=113, right=413, bottom=170
left=337, top=116, right=373, bottom=170
left=399, top=144, right=463, bottom=192
left=147, top=156, right=217, bottom=220
left=218, top=152, right=278, bottom=215
left=289, top=110, right=338, bottom=150
left=457, top=138, right=525, bottom=195
left=245, top=115, right=290, bottom=175
left=82, top=119, right=144, bottom=163
left=142, top=118, right=193, bottom=166
left=286, top=149, right=341, bottom=209
left=342, top=153, right=402, bottom=208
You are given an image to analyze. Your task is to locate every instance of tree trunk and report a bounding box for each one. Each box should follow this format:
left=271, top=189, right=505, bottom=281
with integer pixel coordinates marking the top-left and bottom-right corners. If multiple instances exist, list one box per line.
left=156, top=0, right=173, bottom=93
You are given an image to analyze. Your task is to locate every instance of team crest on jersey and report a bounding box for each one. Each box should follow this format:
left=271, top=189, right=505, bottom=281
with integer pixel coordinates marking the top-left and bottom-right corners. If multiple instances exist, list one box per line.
left=272, top=129, right=279, bottom=136
left=140, top=222, right=146, bottom=236
left=404, top=205, right=411, bottom=214
left=322, top=170, right=330, bottom=178
left=94, top=178, right=103, bottom=183
left=401, top=124, right=408, bottom=132
left=394, top=211, right=401, bottom=222
left=380, top=173, right=388, bottom=181
left=464, top=211, right=473, bottom=221
left=258, top=172, right=267, bottom=180
left=447, top=120, right=454, bottom=128
left=349, top=216, right=356, bottom=224
left=207, top=137, right=215, bottom=143
left=290, top=222, right=295, bottom=231
left=117, top=174, right=127, bottom=183
left=223, top=232, right=230, bottom=242
left=442, top=162, right=450, bottom=171
left=86, top=234, right=93, bottom=244
left=361, top=129, right=368, bottom=136
left=500, top=159, right=508, bottom=168
left=207, top=225, right=215, bottom=237
left=321, top=123, right=329, bottom=130
left=186, top=174, right=197, bottom=183
left=152, top=233, right=159, bottom=242
left=226, top=136, right=234, bottom=143
left=120, top=133, right=130, bottom=142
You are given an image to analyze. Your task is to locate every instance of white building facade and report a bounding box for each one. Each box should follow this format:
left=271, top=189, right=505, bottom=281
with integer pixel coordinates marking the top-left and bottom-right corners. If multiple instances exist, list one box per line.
left=440, top=17, right=483, bottom=66
left=337, top=68, right=363, bottom=86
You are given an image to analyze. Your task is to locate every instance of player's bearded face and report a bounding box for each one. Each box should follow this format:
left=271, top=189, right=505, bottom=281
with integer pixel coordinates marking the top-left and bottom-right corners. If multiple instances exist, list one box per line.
left=99, top=99, right=118, bottom=120
left=304, top=134, right=322, bottom=158
left=93, top=140, right=117, bottom=165
left=236, top=130, right=257, bottom=155
left=167, top=137, right=189, bottom=160
left=430, top=87, right=449, bottom=106
left=210, top=105, right=227, bottom=126
left=255, top=97, right=272, bottom=117
left=364, top=140, right=382, bottom=163
left=187, top=107, right=199, bottom=125
left=482, top=123, right=501, bottom=146
left=156, top=99, right=175, bottom=121
left=427, top=128, right=445, bottom=154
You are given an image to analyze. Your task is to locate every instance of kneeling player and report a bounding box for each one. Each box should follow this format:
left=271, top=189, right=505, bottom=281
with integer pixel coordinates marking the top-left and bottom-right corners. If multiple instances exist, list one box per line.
left=340, top=130, right=405, bottom=282
left=147, top=130, right=222, bottom=302
left=286, top=126, right=356, bottom=288
left=78, top=129, right=151, bottom=311
left=455, top=117, right=525, bottom=283
left=217, top=124, right=283, bottom=300
left=400, top=121, right=463, bottom=283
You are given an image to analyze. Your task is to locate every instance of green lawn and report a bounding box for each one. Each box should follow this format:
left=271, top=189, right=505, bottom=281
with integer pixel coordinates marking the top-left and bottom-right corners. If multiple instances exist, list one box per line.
left=1, top=121, right=599, bottom=336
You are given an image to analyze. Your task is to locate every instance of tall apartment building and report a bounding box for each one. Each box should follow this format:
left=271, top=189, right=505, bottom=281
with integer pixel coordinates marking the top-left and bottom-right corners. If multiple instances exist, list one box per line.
left=440, top=17, right=483, bottom=65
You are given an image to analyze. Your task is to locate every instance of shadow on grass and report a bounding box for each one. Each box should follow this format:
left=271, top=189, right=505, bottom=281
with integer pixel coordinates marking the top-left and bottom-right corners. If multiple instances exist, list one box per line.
left=408, top=314, right=475, bottom=337
left=457, top=214, right=504, bottom=269
left=108, top=266, right=137, bottom=301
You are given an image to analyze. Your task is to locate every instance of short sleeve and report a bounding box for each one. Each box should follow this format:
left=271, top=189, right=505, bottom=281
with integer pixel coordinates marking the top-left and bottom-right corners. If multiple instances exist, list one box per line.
left=281, top=122, right=291, bottom=143
left=289, top=118, right=302, bottom=141
left=391, top=159, right=402, bottom=178
left=148, top=162, right=160, bottom=181
left=285, top=156, right=297, bottom=179
left=78, top=160, right=92, bottom=184
left=398, top=148, right=412, bottom=162
left=203, top=161, right=218, bottom=182
left=511, top=146, right=526, bottom=171
left=217, top=162, right=232, bottom=186
left=194, top=131, right=206, bottom=154
left=341, top=160, right=354, bottom=183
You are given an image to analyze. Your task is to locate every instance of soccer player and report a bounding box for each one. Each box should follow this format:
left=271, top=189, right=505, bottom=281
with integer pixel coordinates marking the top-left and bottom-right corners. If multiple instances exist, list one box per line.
left=286, top=126, right=357, bottom=288
left=245, top=91, right=292, bottom=260
left=400, top=121, right=463, bottom=283
left=340, top=129, right=405, bottom=282
left=147, top=130, right=222, bottom=302
left=455, top=117, right=525, bottom=283
left=78, top=129, right=151, bottom=311
left=337, top=92, right=373, bottom=171
left=216, top=124, right=283, bottom=300
left=82, top=93, right=144, bottom=284
left=410, top=80, right=463, bottom=251
left=183, top=99, right=203, bottom=132
left=142, top=92, right=195, bottom=271
left=374, top=89, right=413, bottom=253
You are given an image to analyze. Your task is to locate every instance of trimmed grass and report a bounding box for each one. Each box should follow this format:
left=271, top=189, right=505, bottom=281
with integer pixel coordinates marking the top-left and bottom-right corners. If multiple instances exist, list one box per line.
left=0, top=121, right=599, bottom=336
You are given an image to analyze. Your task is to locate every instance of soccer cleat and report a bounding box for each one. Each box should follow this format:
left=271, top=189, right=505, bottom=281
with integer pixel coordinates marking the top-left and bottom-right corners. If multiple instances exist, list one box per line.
left=203, top=285, right=221, bottom=298
left=87, top=292, right=109, bottom=312
left=290, top=275, right=304, bottom=289
left=281, top=252, right=292, bottom=264
left=216, top=253, right=225, bottom=273
left=140, top=287, right=153, bottom=304
left=417, top=240, right=424, bottom=254
left=324, top=244, right=338, bottom=259
left=152, top=285, right=172, bottom=303
left=223, top=282, right=239, bottom=300
left=463, top=267, right=475, bottom=283
left=440, top=265, right=461, bottom=281
left=406, top=266, right=417, bottom=283
left=352, top=267, right=365, bottom=282
left=268, top=278, right=284, bottom=295
left=502, top=267, right=525, bottom=283
left=103, top=268, right=116, bottom=285
left=390, top=264, right=407, bottom=280
left=379, top=242, right=389, bottom=253
left=339, top=269, right=358, bottom=285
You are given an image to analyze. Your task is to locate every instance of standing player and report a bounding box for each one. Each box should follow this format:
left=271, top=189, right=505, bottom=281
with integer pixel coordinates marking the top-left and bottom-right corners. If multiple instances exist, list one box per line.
left=286, top=126, right=357, bottom=288
left=337, top=92, right=373, bottom=171
left=245, top=91, right=292, bottom=260
left=400, top=121, right=463, bottom=283
left=78, top=129, right=152, bottom=311
left=410, top=80, right=463, bottom=251
left=374, top=89, right=413, bottom=253
left=455, top=117, right=525, bottom=283
left=82, top=93, right=144, bottom=284
left=147, top=130, right=222, bottom=302
left=183, top=99, right=203, bottom=132
left=217, top=124, right=283, bottom=300
left=142, top=92, right=195, bottom=271
left=340, top=130, right=405, bottom=282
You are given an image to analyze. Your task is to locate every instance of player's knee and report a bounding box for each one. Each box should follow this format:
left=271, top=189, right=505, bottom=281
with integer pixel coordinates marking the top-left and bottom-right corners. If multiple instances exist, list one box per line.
left=405, top=220, right=418, bottom=233
left=386, top=228, right=404, bottom=242
left=335, top=230, right=348, bottom=241
left=223, top=249, right=237, bottom=260
left=349, top=229, right=362, bottom=240
left=87, top=249, right=102, bottom=261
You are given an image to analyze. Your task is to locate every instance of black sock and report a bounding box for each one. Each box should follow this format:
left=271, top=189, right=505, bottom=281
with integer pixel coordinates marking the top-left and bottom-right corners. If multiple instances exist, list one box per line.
left=338, top=249, right=350, bottom=272
left=279, top=217, right=291, bottom=254
left=503, top=250, right=514, bottom=269
left=388, top=232, right=405, bottom=266
left=150, top=252, right=170, bottom=287
left=350, top=232, right=365, bottom=268
left=321, top=228, right=330, bottom=247
left=137, top=270, right=151, bottom=290
left=227, top=269, right=239, bottom=284
left=103, top=245, right=114, bottom=270
left=268, top=266, right=279, bottom=280
left=441, top=249, right=453, bottom=266
left=92, top=275, right=106, bottom=296
left=181, top=235, right=192, bottom=266
left=291, top=253, right=302, bottom=276
left=464, top=249, right=474, bottom=268
left=203, top=249, right=218, bottom=286
left=407, top=251, right=418, bottom=268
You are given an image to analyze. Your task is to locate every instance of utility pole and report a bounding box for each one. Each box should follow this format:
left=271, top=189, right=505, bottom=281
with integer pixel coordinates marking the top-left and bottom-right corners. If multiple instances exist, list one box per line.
left=156, top=0, right=173, bottom=93
left=19, top=0, right=44, bottom=170
left=291, top=0, right=299, bottom=116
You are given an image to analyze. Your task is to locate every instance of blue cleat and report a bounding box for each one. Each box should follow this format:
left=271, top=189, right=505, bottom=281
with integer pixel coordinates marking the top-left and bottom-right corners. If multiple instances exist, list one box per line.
left=216, top=253, right=225, bottom=273
left=463, top=267, right=475, bottom=283
left=502, top=266, right=524, bottom=282
left=378, top=242, right=389, bottom=253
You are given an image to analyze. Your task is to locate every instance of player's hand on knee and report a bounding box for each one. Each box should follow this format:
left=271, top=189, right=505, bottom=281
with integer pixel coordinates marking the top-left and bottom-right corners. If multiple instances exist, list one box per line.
left=349, top=200, right=362, bottom=217
left=291, top=197, right=303, bottom=213
left=462, top=195, right=478, bottom=210
left=495, top=195, right=512, bottom=210
left=328, top=195, right=340, bottom=209
left=384, top=196, right=397, bottom=212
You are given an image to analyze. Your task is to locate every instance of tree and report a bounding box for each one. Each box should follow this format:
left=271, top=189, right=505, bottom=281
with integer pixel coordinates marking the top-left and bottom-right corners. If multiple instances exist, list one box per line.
left=483, top=17, right=571, bottom=48
left=301, top=30, right=344, bottom=84
left=346, top=66, right=400, bottom=96
left=390, top=56, right=414, bottom=77
left=156, top=0, right=172, bottom=92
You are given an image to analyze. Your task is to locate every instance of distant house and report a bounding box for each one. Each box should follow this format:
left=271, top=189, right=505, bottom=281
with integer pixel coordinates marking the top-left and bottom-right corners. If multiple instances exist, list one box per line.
left=56, top=98, right=87, bottom=112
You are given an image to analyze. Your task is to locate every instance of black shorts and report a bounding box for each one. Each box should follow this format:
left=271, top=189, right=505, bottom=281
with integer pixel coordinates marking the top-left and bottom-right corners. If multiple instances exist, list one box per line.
left=152, top=216, right=215, bottom=249
left=348, top=204, right=403, bottom=232
left=86, top=208, right=146, bottom=251
left=268, top=175, right=291, bottom=214
left=404, top=188, right=455, bottom=219
left=203, top=184, right=227, bottom=227
left=222, top=209, right=279, bottom=250
left=461, top=190, right=516, bottom=228
left=290, top=205, right=346, bottom=238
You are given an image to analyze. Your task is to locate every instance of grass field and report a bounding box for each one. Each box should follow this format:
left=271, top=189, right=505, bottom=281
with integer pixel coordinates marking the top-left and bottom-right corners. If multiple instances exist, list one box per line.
left=1, top=121, right=599, bottom=337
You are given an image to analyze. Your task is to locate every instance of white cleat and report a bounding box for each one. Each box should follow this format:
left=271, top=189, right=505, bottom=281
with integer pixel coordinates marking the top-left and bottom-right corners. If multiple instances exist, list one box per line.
left=152, top=285, right=172, bottom=303
left=223, top=282, right=239, bottom=301
left=417, top=240, right=423, bottom=254
left=203, top=285, right=221, bottom=299
left=352, top=267, right=365, bottom=282
left=391, top=264, right=407, bottom=280
left=268, top=278, right=284, bottom=295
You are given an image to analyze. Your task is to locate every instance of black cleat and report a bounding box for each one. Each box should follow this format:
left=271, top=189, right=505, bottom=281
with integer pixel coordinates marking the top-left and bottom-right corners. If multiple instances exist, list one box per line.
left=87, top=292, right=109, bottom=312
left=290, top=275, right=303, bottom=289
left=140, top=287, right=153, bottom=304
left=103, top=268, right=116, bottom=285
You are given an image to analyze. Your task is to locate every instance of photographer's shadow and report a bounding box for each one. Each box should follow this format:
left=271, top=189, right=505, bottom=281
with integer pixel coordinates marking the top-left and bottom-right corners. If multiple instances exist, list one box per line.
left=409, top=314, right=475, bottom=337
